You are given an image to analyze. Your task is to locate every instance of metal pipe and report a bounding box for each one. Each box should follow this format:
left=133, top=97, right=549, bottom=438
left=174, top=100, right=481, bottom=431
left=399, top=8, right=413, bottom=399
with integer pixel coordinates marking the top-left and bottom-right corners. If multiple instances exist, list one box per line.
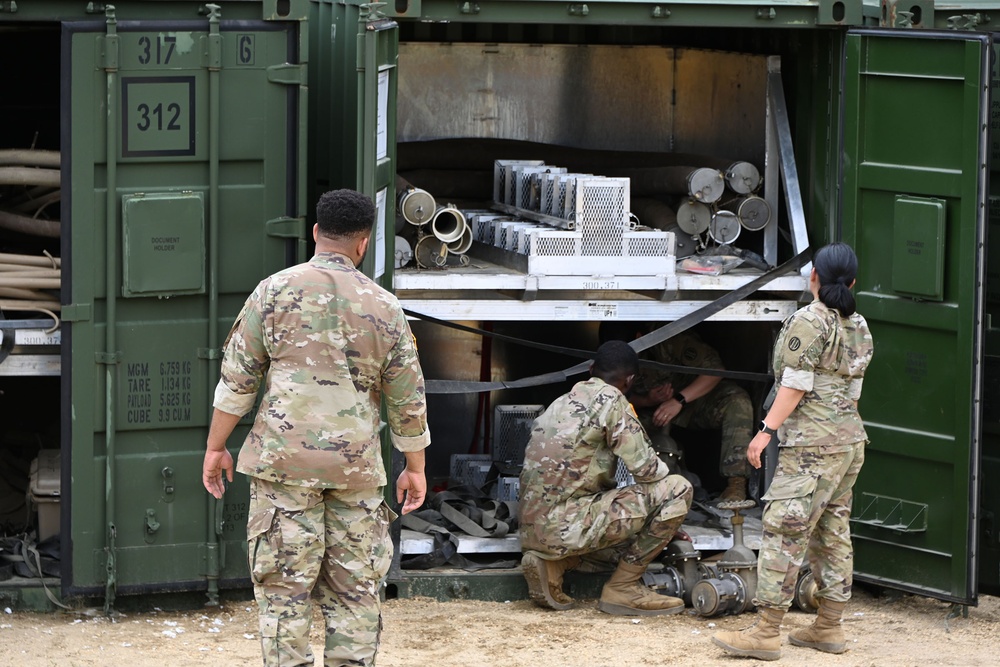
left=102, top=4, right=120, bottom=616
left=0, top=252, right=61, bottom=267
left=0, top=149, right=61, bottom=168
left=0, top=167, right=61, bottom=187
left=0, top=209, right=61, bottom=237
left=446, top=224, right=473, bottom=254
left=204, top=3, right=223, bottom=607
left=430, top=205, right=466, bottom=243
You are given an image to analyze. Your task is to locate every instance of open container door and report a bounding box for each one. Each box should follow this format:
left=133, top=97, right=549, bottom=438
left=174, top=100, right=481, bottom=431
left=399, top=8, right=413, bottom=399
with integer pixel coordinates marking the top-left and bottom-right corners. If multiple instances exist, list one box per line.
left=354, top=6, right=398, bottom=292
left=63, top=8, right=304, bottom=605
left=841, top=29, right=988, bottom=604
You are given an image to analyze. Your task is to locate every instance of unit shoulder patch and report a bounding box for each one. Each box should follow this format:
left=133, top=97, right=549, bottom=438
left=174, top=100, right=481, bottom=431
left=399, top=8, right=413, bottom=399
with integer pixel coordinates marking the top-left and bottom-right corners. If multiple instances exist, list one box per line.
left=788, top=336, right=801, bottom=352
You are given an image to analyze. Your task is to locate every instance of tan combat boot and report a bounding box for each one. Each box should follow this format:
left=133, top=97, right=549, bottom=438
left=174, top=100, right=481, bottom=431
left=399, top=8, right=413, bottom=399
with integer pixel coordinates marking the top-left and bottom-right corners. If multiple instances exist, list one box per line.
left=521, top=552, right=581, bottom=611
left=788, top=598, right=848, bottom=654
left=717, top=476, right=747, bottom=503
left=711, top=606, right=786, bottom=661
left=597, top=560, right=685, bottom=616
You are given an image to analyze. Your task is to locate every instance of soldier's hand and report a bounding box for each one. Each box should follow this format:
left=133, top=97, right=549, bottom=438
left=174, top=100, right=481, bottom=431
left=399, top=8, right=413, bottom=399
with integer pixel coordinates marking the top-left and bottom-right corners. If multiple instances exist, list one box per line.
left=746, top=431, right=771, bottom=469
left=652, top=398, right=682, bottom=427
left=203, top=448, right=234, bottom=499
left=396, top=468, right=427, bottom=515
left=649, top=383, right=674, bottom=404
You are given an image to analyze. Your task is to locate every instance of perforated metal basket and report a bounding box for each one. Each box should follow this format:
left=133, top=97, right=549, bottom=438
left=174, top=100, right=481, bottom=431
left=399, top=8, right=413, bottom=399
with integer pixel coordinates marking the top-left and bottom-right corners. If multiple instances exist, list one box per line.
left=450, top=454, right=494, bottom=489
left=493, top=404, right=544, bottom=467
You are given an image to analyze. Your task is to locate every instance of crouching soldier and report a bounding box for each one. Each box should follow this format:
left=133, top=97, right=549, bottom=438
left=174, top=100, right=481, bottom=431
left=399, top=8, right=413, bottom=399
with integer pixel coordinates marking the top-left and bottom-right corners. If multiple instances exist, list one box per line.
left=518, top=341, right=694, bottom=616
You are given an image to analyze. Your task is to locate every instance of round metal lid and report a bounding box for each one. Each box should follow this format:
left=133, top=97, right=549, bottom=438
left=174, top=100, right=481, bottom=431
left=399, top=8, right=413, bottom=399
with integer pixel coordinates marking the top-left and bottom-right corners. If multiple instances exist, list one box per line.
left=687, top=167, right=726, bottom=204
left=709, top=210, right=742, bottom=245
left=393, top=235, right=413, bottom=270
left=676, top=200, right=711, bottom=235
left=399, top=189, right=436, bottom=226
left=737, top=195, right=771, bottom=231
left=414, top=235, right=448, bottom=269
left=726, top=161, right=761, bottom=194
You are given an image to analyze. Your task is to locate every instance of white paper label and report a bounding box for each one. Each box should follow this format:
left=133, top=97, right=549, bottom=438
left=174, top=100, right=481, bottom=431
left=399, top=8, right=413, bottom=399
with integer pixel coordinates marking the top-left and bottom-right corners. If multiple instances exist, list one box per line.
left=375, top=188, right=387, bottom=279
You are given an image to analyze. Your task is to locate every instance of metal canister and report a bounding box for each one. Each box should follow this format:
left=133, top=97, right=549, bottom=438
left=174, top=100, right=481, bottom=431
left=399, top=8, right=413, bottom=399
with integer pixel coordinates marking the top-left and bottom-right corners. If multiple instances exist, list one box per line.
left=397, top=187, right=436, bottom=226
left=676, top=199, right=712, bottom=236
left=708, top=210, right=741, bottom=244
left=687, top=167, right=726, bottom=204
left=725, top=161, right=762, bottom=195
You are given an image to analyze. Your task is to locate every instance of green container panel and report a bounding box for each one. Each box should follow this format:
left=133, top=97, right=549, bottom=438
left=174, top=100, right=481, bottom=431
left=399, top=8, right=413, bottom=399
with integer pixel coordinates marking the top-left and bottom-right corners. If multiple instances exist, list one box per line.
left=64, top=9, right=305, bottom=595
left=842, top=29, right=988, bottom=605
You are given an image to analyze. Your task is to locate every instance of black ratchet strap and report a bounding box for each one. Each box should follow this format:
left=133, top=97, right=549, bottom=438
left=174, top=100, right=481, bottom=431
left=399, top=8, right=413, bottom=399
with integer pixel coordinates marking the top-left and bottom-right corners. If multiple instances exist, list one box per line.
left=410, top=248, right=811, bottom=394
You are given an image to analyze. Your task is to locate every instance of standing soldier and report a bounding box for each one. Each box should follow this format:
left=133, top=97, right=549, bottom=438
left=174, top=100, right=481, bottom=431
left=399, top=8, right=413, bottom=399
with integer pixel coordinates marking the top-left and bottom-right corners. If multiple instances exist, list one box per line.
left=519, top=341, right=693, bottom=616
left=201, top=189, right=430, bottom=667
left=712, top=243, right=874, bottom=661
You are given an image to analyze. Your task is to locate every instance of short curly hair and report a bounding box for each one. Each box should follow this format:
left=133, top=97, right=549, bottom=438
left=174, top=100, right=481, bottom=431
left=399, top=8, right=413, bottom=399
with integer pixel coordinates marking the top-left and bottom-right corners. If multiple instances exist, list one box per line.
left=591, top=340, right=639, bottom=384
left=315, top=189, right=376, bottom=240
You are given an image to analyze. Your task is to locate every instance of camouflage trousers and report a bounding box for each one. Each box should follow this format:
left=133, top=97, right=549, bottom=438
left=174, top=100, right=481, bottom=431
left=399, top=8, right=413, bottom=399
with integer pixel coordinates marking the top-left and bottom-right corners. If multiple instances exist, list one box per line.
left=648, top=381, right=754, bottom=478
left=754, top=442, right=865, bottom=609
left=247, top=477, right=396, bottom=667
left=528, top=474, right=693, bottom=566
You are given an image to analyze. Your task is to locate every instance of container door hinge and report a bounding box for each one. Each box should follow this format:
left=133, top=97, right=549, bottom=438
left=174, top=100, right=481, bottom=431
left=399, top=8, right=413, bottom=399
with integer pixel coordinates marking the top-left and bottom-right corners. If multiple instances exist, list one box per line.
left=946, top=13, right=982, bottom=30
left=198, top=347, right=221, bottom=360
left=568, top=4, right=589, bottom=17
left=96, top=351, right=121, bottom=364
left=101, top=6, right=119, bottom=71
left=267, top=63, right=305, bottom=85
left=266, top=216, right=306, bottom=239
left=61, top=304, right=92, bottom=322
left=1, top=2, right=19, bottom=14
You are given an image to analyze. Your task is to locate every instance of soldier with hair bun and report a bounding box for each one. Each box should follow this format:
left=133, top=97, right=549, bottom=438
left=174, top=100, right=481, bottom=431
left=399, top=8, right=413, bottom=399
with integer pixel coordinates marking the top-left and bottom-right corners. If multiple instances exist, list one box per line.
left=202, top=189, right=430, bottom=667
left=713, top=242, right=874, bottom=661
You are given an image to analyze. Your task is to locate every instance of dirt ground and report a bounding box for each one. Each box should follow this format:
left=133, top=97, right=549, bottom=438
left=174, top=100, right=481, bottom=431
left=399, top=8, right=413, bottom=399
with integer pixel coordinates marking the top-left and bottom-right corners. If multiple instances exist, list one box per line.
left=1, top=585, right=999, bottom=666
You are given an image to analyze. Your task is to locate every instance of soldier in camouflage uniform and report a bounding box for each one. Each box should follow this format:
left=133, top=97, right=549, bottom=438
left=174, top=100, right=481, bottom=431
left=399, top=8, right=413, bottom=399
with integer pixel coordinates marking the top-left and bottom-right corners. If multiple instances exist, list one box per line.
left=713, top=243, right=874, bottom=661
left=201, top=190, right=430, bottom=667
left=519, top=341, right=693, bottom=616
left=601, top=323, right=755, bottom=503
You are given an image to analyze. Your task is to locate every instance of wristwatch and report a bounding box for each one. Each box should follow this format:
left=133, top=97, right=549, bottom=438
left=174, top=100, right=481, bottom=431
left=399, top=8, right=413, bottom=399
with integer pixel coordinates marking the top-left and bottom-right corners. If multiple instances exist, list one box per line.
left=675, top=393, right=687, bottom=407
left=759, top=420, right=777, bottom=436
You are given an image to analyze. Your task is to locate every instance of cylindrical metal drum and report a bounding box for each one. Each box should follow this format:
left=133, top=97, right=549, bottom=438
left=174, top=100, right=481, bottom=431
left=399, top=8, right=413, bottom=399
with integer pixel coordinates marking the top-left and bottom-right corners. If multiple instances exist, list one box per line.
left=687, top=167, right=726, bottom=204
left=725, top=161, right=762, bottom=195
left=430, top=205, right=467, bottom=243
left=735, top=195, right=771, bottom=231
left=708, top=210, right=742, bottom=245
left=397, top=187, right=436, bottom=226
left=676, top=199, right=712, bottom=236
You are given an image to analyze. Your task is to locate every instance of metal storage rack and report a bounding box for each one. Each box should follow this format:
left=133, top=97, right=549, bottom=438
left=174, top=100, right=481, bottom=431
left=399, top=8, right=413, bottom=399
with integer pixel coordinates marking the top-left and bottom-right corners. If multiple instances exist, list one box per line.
left=0, top=319, right=60, bottom=376
left=393, top=53, right=810, bottom=322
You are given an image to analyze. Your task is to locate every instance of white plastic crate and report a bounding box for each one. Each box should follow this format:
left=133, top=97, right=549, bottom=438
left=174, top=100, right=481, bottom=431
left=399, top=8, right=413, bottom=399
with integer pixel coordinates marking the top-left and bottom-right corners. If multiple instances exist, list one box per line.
left=493, top=404, right=544, bottom=467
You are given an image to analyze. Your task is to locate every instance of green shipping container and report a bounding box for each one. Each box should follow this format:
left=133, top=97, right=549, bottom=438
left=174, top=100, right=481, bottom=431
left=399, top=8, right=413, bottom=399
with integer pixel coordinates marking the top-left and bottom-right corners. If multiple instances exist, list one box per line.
left=0, top=0, right=394, bottom=609
left=1, top=0, right=999, bottom=614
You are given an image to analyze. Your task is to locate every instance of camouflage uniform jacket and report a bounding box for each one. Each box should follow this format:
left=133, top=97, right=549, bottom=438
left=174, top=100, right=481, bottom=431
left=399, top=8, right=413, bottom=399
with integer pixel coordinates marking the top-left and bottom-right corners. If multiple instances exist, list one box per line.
left=773, top=299, right=874, bottom=450
left=637, top=331, right=725, bottom=394
left=519, top=378, right=669, bottom=548
left=633, top=331, right=741, bottom=428
left=214, top=252, right=430, bottom=489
